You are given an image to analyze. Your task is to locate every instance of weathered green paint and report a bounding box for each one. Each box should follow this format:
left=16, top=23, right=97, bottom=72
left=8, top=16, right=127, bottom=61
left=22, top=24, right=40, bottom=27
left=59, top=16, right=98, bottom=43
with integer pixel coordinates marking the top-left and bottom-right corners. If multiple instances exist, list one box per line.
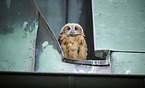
left=111, top=52, right=145, bottom=74
left=1, top=0, right=145, bottom=75
left=93, top=0, right=145, bottom=74
left=0, top=0, right=38, bottom=71
left=93, top=0, right=145, bottom=51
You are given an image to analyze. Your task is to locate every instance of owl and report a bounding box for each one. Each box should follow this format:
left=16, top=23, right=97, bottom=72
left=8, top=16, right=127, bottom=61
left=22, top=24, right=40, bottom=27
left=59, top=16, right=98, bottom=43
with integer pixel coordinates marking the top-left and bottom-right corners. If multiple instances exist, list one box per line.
left=58, top=23, right=87, bottom=60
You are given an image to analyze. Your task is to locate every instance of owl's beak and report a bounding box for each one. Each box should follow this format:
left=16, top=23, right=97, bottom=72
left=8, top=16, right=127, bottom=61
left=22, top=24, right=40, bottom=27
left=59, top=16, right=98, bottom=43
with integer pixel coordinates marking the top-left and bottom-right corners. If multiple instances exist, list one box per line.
left=70, top=29, right=75, bottom=35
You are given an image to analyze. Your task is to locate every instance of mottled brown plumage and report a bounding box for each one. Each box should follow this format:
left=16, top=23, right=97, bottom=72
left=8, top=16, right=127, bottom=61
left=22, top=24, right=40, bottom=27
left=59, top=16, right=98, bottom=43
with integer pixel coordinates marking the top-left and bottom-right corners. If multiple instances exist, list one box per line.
left=58, top=23, right=87, bottom=60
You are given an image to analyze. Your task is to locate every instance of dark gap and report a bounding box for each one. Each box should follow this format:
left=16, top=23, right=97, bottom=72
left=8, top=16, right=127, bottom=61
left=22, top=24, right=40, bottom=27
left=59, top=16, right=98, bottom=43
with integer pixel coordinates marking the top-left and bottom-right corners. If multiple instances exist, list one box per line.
left=83, top=0, right=105, bottom=60
left=85, top=0, right=95, bottom=59
left=66, top=0, right=96, bottom=60
left=79, top=0, right=95, bottom=60
left=78, top=0, right=105, bottom=60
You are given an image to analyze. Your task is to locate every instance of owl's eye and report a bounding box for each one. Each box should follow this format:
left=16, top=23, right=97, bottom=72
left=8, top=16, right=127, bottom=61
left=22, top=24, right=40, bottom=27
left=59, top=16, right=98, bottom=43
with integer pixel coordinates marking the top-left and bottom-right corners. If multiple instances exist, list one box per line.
left=75, top=27, right=78, bottom=30
left=67, top=27, right=70, bottom=30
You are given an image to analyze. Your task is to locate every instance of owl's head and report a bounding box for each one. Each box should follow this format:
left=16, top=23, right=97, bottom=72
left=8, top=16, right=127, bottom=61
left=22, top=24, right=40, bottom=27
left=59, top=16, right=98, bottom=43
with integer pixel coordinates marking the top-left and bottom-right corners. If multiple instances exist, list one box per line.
left=60, top=23, right=85, bottom=36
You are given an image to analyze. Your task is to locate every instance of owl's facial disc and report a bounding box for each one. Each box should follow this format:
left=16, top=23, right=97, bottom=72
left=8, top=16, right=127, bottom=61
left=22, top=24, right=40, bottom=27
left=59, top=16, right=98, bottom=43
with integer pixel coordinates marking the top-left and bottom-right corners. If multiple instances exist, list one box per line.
left=67, top=26, right=77, bottom=36
left=65, top=25, right=82, bottom=36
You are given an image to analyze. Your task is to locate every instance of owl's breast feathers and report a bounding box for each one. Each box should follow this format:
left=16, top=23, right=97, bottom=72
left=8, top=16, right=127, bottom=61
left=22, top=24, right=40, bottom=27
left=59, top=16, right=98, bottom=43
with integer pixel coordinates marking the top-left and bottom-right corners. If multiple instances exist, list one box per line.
left=59, top=34, right=87, bottom=60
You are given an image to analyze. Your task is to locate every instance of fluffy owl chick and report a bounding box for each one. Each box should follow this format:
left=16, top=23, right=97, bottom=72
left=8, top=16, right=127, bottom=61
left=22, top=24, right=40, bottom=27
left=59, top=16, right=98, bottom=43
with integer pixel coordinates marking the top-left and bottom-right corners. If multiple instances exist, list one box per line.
left=58, top=23, right=88, bottom=60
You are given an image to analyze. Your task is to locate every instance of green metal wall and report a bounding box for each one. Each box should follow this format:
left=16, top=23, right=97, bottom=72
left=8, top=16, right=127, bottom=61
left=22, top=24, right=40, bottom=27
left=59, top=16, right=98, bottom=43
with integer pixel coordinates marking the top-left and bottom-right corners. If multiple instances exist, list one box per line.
left=0, top=0, right=38, bottom=71
left=93, top=0, right=145, bottom=51
left=0, top=0, right=145, bottom=75
left=93, top=0, right=145, bottom=74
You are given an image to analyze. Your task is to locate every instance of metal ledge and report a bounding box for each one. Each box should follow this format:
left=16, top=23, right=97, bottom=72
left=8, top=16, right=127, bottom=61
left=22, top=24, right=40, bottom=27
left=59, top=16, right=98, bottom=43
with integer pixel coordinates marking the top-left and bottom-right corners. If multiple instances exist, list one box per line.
left=62, top=50, right=110, bottom=66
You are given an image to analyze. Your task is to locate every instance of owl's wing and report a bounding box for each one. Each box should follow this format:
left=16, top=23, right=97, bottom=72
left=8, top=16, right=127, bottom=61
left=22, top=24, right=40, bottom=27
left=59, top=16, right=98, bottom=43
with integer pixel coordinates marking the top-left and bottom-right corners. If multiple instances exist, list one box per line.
left=77, top=36, right=87, bottom=45
left=58, top=34, right=66, bottom=44
left=58, top=34, right=68, bottom=57
left=77, top=36, right=88, bottom=60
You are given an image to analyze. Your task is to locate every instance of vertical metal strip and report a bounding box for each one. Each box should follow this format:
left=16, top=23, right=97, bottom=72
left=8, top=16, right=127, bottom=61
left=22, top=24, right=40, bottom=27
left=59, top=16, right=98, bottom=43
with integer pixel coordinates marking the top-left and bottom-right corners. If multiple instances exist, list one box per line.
left=34, top=12, right=40, bottom=71
left=92, top=0, right=97, bottom=50
left=29, top=0, right=38, bottom=72
left=30, top=0, right=41, bottom=71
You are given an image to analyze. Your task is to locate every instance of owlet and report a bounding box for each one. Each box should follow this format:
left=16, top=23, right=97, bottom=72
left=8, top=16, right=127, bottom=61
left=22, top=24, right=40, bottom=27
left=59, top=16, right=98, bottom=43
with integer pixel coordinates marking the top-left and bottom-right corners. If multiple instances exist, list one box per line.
left=58, top=23, right=87, bottom=60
